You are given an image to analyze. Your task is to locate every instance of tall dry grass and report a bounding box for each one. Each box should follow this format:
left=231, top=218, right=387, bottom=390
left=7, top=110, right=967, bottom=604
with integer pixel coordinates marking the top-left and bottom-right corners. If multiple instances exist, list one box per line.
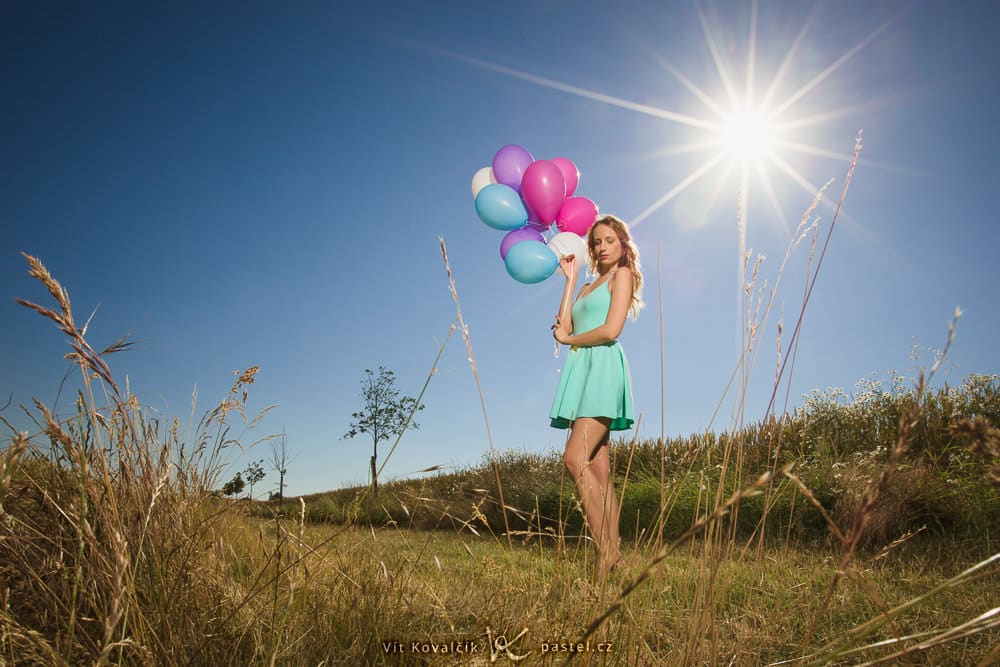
left=1, top=254, right=279, bottom=664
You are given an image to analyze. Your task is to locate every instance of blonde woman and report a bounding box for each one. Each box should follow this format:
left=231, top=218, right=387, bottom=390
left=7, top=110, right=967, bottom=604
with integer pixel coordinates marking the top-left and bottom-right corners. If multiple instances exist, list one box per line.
left=551, top=214, right=643, bottom=575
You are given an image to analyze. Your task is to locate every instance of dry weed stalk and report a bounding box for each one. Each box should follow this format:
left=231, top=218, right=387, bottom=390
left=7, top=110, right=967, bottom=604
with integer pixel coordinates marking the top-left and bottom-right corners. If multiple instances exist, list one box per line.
left=373, top=318, right=457, bottom=496
left=853, top=606, right=999, bottom=666
left=656, top=243, right=667, bottom=546
left=0, top=432, right=29, bottom=507
left=784, top=468, right=846, bottom=545
left=439, top=237, right=512, bottom=546
left=780, top=553, right=1000, bottom=666
left=748, top=138, right=861, bottom=556
left=865, top=526, right=926, bottom=566
left=13, top=255, right=139, bottom=443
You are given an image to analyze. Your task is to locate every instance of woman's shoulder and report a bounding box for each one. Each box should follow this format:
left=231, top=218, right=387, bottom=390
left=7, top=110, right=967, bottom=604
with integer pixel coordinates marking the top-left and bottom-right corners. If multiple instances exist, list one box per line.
left=612, top=266, right=634, bottom=285
left=606, top=266, right=632, bottom=297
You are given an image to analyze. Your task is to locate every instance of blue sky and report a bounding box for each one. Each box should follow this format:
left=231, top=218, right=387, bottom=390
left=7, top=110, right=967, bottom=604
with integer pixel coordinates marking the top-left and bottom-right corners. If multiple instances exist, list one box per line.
left=3, top=1, right=998, bottom=496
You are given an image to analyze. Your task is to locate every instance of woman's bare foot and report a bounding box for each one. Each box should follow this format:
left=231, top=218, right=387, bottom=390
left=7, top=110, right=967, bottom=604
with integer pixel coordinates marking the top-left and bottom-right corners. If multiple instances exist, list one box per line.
left=597, top=552, right=625, bottom=577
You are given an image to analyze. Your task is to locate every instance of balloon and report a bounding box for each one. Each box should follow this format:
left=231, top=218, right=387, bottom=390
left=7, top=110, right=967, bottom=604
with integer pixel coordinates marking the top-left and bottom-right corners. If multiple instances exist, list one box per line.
left=500, top=227, right=544, bottom=259
left=547, top=231, right=589, bottom=261
left=521, top=194, right=538, bottom=222
left=521, top=160, right=566, bottom=224
left=504, top=240, right=558, bottom=284
left=550, top=157, right=580, bottom=198
left=492, top=144, right=534, bottom=193
left=470, top=166, right=496, bottom=199
left=556, top=196, right=599, bottom=236
left=526, top=218, right=552, bottom=233
left=475, top=184, right=528, bottom=231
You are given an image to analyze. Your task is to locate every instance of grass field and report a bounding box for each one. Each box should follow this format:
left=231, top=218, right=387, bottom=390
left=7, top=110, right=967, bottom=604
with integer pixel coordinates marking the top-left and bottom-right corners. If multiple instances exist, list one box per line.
left=196, top=519, right=996, bottom=665
left=2, top=332, right=997, bottom=664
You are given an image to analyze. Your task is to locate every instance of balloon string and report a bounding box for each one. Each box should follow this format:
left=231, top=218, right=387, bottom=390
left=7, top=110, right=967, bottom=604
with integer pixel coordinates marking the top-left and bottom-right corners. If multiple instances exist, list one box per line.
left=553, top=340, right=560, bottom=358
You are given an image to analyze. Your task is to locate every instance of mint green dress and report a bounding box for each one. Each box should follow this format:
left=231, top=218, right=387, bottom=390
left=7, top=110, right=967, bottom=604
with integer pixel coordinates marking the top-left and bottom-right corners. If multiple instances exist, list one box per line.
left=549, top=279, right=635, bottom=431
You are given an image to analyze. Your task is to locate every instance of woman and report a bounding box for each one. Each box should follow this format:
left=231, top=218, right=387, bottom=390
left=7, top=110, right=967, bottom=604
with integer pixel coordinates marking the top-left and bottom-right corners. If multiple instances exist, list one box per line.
left=550, top=214, right=643, bottom=575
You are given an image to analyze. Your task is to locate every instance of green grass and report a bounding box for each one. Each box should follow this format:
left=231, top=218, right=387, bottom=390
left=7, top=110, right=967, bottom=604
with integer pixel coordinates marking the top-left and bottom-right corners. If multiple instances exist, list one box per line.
left=128, top=520, right=1000, bottom=665
left=279, top=372, right=1000, bottom=554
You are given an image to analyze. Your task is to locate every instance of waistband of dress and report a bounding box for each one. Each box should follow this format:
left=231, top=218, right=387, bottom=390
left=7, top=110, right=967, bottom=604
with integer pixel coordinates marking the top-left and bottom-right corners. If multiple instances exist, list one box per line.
left=571, top=339, right=619, bottom=351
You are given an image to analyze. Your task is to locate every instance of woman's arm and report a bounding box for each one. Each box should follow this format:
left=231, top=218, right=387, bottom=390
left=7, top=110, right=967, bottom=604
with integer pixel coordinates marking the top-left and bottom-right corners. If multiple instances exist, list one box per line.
left=555, top=267, right=633, bottom=347
left=552, top=255, right=579, bottom=339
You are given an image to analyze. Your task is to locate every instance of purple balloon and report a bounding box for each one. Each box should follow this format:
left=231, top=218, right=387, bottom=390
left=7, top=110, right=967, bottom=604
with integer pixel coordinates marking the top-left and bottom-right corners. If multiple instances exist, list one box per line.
left=500, top=227, right=544, bottom=259
left=492, top=144, right=534, bottom=193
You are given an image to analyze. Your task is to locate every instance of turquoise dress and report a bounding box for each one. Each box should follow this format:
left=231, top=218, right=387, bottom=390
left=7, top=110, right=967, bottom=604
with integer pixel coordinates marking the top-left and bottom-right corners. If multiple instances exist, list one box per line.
left=549, top=279, right=635, bottom=431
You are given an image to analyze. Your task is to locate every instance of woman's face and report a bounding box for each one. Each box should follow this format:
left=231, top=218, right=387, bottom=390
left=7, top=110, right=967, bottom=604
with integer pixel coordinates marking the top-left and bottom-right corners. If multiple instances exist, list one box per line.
left=591, top=224, right=623, bottom=268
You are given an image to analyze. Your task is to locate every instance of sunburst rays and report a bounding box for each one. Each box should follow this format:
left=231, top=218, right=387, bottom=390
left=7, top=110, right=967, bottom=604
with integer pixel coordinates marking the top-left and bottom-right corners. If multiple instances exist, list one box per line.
left=430, top=2, right=913, bottom=238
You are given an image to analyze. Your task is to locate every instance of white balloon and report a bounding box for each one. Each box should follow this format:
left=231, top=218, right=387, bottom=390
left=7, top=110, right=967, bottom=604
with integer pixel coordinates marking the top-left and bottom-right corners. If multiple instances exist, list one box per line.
left=546, top=231, right=588, bottom=260
left=470, top=166, right=497, bottom=199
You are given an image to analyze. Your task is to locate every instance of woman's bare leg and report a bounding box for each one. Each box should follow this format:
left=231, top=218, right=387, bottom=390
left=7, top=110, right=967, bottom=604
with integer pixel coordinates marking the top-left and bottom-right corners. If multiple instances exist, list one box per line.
left=564, top=417, right=622, bottom=575
left=587, top=432, right=623, bottom=573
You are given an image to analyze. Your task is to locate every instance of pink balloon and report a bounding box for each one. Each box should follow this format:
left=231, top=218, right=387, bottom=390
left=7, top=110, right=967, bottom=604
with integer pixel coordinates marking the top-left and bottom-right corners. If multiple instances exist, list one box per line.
left=550, top=157, right=580, bottom=198
left=521, top=160, right=566, bottom=225
left=556, top=196, right=599, bottom=236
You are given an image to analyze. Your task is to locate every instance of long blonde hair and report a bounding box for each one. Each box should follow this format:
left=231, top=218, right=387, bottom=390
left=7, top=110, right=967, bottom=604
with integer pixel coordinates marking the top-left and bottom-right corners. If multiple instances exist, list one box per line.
left=586, top=214, right=644, bottom=319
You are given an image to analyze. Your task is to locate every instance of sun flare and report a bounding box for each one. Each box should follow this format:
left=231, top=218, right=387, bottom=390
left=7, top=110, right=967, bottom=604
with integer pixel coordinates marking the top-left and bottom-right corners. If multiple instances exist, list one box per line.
left=719, top=106, right=780, bottom=163
left=439, top=2, right=907, bottom=233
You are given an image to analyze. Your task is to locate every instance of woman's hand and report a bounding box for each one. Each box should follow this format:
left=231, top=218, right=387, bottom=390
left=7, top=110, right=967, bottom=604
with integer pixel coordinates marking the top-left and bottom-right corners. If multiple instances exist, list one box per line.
left=551, top=316, right=572, bottom=345
left=557, top=254, right=578, bottom=280
left=554, top=255, right=578, bottom=343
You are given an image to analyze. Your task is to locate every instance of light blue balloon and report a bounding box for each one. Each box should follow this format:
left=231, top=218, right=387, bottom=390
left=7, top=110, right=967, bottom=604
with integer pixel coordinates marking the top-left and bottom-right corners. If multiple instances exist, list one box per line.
left=504, top=240, right=558, bottom=284
left=475, top=183, right=528, bottom=231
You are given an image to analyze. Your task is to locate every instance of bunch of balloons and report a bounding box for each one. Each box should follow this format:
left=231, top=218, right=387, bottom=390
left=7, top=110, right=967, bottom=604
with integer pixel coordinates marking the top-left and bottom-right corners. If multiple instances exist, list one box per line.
left=471, top=144, right=599, bottom=284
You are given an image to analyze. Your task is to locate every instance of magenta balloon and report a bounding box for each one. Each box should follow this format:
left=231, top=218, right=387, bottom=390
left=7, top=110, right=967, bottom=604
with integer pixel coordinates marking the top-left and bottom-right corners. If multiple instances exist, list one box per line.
left=522, top=198, right=554, bottom=235
left=556, top=196, right=599, bottom=236
left=550, top=157, right=580, bottom=198
left=499, top=227, right=544, bottom=259
left=522, top=195, right=538, bottom=222
left=492, top=144, right=534, bottom=193
left=521, top=160, right=566, bottom=225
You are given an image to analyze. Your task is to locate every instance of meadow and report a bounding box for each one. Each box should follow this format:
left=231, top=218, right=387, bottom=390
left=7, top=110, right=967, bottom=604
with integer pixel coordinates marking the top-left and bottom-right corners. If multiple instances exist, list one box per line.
left=2, top=145, right=999, bottom=665
left=1, top=253, right=998, bottom=666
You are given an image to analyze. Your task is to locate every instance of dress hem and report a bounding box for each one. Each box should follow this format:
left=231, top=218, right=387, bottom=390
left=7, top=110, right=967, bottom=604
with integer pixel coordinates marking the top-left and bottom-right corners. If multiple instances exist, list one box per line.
left=550, top=416, right=634, bottom=432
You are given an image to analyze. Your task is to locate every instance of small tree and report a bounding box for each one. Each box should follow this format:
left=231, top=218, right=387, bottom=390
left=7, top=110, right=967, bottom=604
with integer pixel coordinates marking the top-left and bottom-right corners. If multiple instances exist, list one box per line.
left=270, top=430, right=293, bottom=509
left=244, top=459, right=266, bottom=500
left=222, top=472, right=245, bottom=497
left=342, top=366, right=424, bottom=494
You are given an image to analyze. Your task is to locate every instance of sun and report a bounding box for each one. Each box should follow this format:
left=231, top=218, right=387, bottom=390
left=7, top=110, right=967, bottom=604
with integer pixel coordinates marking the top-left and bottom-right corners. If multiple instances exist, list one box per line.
left=719, top=106, right=780, bottom=164
left=435, top=2, right=907, bottom=232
